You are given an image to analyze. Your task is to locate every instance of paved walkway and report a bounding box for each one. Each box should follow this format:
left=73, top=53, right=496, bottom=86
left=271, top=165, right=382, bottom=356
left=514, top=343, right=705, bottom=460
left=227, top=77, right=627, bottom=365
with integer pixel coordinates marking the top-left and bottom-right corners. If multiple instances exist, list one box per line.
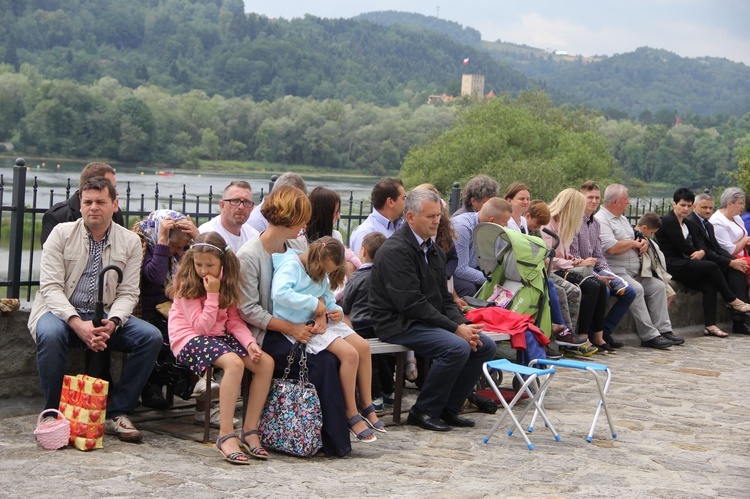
left=2, top=325, right=750, bottom=498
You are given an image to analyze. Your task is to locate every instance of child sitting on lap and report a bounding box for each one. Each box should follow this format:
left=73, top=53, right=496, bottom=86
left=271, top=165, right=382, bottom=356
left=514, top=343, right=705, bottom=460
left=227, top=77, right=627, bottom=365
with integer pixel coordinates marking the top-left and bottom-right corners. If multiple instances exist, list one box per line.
left=271, top=236, right=385, bottom=443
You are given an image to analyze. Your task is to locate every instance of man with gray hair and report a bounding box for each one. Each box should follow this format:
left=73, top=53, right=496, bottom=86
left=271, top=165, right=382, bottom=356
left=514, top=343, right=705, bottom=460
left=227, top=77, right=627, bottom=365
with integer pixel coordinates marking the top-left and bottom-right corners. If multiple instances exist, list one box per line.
left=246, top=173, right=307, bottom=233
left=595, top=183, right=679, bottom=349
left=451, top=174, right=500, bottom=217
left=370, top=189, right=497, bottom=431
left=199, top=180, right=259, bottom=252
left=689, top=191, right=750, bottom=332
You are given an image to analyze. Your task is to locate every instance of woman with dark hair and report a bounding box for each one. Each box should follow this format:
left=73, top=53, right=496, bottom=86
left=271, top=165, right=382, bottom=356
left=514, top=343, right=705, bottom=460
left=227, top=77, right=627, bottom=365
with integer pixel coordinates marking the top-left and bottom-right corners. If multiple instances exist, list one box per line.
left=306, top=186, right=362, bottom=273
left=656, top=187, right=750, bottom=337
left=504, top=182, right=531, bottom=234
left=237, top=185, right=351, bottom=457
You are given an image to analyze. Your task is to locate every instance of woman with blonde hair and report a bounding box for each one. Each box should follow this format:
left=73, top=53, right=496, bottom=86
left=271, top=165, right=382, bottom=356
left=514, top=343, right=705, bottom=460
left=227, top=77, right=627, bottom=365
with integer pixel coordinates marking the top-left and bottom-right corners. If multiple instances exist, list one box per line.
left=542, top=189, right=610, bottom=354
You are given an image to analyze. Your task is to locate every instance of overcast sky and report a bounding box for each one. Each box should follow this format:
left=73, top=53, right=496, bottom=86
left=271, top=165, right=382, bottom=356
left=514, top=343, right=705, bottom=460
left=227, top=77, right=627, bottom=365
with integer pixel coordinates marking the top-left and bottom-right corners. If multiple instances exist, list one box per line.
left=243, top=0, right=750, bottom=65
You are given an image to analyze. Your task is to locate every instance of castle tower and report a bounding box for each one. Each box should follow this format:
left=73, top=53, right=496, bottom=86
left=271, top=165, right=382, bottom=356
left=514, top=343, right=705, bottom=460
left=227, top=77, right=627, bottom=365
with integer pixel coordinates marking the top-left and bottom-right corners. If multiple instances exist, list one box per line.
left=461, top=74, right=485, bottom=99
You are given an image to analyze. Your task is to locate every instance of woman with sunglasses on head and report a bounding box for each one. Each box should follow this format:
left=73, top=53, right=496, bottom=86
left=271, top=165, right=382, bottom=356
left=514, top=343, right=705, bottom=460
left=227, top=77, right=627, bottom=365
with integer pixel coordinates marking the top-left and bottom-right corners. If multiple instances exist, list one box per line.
left=133, top=209, right=200, bottom=410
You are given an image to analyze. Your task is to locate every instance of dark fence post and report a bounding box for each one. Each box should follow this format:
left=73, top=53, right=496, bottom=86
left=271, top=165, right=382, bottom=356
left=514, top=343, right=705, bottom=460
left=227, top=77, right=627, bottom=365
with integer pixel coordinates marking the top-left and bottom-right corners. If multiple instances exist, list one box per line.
left=449, top=182, right=461, bottom=214
left=7, top=158, right=26, bottom=299
left=269, top=175, right=278, bottom=194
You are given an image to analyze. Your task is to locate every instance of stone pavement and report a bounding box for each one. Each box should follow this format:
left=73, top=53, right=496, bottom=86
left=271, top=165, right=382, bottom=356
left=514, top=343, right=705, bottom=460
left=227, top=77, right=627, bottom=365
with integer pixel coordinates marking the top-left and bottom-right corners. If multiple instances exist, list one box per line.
left=2, top=325, right=750, bottom=498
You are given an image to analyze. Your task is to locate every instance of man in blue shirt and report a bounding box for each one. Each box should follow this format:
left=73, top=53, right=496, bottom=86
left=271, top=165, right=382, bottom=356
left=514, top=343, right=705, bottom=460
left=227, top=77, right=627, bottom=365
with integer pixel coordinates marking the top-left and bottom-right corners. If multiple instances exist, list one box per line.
left=349, top=178, right=406, bottom=255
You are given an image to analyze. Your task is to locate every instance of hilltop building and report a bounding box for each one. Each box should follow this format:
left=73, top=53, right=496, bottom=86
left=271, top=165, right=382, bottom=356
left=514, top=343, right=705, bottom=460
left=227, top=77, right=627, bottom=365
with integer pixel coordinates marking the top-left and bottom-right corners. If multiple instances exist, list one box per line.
left=461, top=74, right=485, bottom=99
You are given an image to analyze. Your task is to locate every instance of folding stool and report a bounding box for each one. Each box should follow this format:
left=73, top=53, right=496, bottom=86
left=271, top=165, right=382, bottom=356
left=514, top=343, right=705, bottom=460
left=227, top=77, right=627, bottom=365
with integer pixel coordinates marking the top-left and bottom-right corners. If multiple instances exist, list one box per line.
left=481, top=358, right=559, bottom=450
left=529, top=358, right=616, bottom=442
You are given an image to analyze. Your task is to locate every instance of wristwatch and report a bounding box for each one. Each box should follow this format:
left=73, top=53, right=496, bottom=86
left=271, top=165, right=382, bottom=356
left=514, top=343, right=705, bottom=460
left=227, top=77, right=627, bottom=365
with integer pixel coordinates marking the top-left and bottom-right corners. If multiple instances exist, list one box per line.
left=109, top=316, right=122, bottom=334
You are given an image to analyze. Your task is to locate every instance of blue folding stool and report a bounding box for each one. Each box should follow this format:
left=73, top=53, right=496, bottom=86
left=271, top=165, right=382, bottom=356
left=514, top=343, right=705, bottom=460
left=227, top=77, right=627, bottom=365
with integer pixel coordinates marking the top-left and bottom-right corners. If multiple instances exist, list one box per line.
left=529, top=358, right=617, bottom=442
left=481, top=358, right=559, bottom=450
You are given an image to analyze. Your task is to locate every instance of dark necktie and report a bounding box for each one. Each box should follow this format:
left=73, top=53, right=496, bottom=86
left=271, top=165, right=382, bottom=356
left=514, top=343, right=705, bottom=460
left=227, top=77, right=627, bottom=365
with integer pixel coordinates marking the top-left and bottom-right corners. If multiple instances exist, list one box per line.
left=702, top=218, right=710, bottom=238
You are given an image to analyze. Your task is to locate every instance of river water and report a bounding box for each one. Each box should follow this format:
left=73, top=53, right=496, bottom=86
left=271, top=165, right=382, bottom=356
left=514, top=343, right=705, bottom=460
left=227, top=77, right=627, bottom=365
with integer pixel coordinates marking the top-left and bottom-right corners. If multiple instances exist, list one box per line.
left=1, top=159, right=380, bottom=294
left=4, top=159, right=378, bottom=206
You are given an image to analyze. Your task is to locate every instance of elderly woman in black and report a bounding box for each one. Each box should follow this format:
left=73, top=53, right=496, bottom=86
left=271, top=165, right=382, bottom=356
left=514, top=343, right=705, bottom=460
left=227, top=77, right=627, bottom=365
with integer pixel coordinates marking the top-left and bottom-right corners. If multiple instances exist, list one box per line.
left=656, top=188, right=750, bottom=337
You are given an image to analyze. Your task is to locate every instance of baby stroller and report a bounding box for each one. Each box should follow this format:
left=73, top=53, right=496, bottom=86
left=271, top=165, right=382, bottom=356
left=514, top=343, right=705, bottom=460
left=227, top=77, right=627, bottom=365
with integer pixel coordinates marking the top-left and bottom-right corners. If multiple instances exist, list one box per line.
left=472, top=222, right=556, bottom=337
left=467, top=223, right=559, bottom=397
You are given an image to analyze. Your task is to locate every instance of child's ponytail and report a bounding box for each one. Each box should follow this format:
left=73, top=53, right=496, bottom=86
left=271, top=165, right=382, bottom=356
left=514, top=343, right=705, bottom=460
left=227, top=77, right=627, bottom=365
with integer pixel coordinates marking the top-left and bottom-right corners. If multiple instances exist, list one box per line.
left=306, top=236, right=347, bottom=290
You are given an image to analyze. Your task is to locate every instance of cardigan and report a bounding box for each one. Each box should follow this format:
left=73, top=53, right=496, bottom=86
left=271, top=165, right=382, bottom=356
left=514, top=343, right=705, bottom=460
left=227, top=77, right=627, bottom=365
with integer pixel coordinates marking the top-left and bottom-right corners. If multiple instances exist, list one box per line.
left=168, top=292, right=256, bottom=356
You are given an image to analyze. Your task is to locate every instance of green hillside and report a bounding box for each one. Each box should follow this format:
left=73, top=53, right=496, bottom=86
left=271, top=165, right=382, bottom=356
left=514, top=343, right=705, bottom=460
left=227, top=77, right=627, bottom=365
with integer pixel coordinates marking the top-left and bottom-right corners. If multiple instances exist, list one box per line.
left=0, top=0, right=533, bottom=106
left=355, top=10, right=750, bottom=117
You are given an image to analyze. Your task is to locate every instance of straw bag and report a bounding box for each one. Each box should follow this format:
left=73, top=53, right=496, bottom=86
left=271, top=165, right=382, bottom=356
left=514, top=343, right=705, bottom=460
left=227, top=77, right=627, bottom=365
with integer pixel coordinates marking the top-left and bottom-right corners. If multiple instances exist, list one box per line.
left=34, top=409, right=70, bottom=450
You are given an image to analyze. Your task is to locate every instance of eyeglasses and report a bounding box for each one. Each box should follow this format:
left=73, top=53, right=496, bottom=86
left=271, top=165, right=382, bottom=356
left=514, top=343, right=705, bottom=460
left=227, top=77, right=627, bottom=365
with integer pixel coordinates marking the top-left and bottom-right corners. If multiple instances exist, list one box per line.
left=222, top=198, right=254, bottom=208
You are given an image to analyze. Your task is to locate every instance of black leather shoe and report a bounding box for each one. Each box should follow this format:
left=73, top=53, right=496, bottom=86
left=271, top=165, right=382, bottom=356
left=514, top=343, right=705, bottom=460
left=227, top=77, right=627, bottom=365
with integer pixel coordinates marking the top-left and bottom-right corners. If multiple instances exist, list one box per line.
left=440, top=410, right=476, bottom=427
left=640, top=335, right=673, bottom=349
left=407, top=409, right=451, bottom=431
left=141, top=384, right=170, bottom=410
left=603, top=335, right=624, bottom=349
left=661, top=331, right=685, bottom=345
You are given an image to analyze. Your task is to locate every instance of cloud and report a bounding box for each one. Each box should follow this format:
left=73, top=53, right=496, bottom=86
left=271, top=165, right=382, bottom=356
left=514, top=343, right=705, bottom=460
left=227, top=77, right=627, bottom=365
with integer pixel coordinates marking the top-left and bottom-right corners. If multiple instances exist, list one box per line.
left=480, top=10, right=750, bottom=64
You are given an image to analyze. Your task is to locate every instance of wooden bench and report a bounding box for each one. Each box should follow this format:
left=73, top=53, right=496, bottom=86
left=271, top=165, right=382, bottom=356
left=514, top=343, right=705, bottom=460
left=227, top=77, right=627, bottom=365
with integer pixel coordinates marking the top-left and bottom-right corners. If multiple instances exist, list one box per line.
left=368, top=331, right=511, bottom=424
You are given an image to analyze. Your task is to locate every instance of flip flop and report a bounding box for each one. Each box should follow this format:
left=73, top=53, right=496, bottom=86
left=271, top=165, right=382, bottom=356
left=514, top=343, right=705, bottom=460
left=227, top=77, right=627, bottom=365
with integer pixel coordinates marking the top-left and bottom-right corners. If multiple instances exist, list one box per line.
left=216, top=434, right=250, bottom=465
left=237, top=429, right=269, bottom=460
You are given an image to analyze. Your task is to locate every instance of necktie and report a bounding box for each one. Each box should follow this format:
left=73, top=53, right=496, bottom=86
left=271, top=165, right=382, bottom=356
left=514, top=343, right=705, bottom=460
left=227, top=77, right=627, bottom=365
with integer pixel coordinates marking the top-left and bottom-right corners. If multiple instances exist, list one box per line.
left=702, top=218, right=710, bottom=238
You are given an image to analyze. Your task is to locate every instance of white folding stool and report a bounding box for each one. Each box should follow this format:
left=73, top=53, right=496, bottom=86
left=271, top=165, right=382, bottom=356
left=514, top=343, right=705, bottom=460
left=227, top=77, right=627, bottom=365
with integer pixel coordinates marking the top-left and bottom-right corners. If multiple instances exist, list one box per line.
left=529, top=358, right=617, bottom=442
left=481, top=358, right=559, bottom=450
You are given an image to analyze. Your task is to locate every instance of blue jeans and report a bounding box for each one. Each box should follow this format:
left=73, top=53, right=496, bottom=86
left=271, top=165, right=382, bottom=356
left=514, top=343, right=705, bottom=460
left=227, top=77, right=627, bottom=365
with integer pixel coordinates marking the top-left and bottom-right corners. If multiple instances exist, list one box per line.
left=547, top=279, right=566, bottom=327
left=36, top=312, right=162, bottom=418
left=385, top=322, right=497, bottom=417
left=603, top=285, right=637, bottom=338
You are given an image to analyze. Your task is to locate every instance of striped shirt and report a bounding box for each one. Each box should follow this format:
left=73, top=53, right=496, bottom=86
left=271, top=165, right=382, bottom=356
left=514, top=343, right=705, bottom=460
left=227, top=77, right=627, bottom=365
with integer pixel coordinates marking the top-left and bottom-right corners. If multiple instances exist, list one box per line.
left=570, top=213, right=611, bottom=273
left=69, top=225, right=111, bottom=314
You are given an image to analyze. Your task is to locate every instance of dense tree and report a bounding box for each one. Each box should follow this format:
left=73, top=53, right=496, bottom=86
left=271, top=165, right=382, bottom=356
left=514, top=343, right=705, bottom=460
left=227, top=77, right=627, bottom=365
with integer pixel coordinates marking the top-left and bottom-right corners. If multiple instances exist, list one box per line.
left=401, top=90, right=616, bottom=200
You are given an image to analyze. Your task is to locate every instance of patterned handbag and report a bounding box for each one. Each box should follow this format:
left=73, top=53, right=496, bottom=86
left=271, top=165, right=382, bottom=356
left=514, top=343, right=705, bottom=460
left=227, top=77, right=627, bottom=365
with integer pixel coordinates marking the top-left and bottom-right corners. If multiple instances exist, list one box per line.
left=258, top=342, right=323, bottom=457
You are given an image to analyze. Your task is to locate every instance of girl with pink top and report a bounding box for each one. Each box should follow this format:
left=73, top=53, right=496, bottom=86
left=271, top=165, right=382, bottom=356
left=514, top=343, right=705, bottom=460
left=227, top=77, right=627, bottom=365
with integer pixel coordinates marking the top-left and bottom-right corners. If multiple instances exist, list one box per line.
left=168, top=232, right=274, bottom=464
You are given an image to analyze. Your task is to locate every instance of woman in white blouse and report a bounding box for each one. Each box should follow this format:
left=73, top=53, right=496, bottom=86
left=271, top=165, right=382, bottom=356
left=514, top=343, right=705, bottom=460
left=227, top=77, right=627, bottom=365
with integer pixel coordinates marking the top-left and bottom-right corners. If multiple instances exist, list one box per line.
left=710, top=187, right=750, bottom=257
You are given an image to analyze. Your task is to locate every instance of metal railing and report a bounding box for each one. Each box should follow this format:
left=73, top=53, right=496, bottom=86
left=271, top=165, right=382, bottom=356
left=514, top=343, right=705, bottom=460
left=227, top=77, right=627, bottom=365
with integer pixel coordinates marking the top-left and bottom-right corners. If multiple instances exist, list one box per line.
left=1, top=158, right=379, bottom=299
left=2, top=157, right=670, bottom=300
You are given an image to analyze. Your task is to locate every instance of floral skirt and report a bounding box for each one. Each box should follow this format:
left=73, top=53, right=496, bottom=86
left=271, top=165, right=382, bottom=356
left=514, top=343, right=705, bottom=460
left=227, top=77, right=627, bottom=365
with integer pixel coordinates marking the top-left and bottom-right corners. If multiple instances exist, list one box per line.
left=176, top=334, right=248, bottom=377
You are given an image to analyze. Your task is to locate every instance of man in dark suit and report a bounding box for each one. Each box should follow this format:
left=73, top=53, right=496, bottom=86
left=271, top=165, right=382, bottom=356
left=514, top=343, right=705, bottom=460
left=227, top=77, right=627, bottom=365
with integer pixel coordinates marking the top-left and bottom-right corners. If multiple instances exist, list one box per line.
left=370, top=188, right=497, bottom=431
left=689, top=192, right=750, bottom=332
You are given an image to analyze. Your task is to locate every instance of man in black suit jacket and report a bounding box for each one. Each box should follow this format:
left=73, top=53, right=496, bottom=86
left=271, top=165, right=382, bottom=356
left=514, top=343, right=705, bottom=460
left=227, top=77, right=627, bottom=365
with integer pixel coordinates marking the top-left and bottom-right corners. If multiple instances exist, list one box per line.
left=688, top=192, right=749, bottom=301
left=370, top=188, right=497, bottom=431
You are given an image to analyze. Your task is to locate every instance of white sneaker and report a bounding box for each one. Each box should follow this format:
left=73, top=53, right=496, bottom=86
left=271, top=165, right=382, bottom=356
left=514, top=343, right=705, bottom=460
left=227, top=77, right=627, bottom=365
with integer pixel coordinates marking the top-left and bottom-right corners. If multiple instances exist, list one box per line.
left=191, top=375, right=221, bottom=401
left=104, top=415, right=142, bottom=443
left=194, top=406, right=239, bottom=428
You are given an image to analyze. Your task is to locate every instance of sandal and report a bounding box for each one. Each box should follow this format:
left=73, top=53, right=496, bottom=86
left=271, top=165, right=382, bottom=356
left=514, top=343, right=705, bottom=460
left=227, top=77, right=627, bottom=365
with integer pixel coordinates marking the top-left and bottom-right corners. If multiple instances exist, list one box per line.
left=728, top=300, right=750, bottom=313
left=216, top=434, right=250, bottom=465
left=405, top=360, right=418, bottom=382
left=704, top=327, right=729, bottom=338
left=592, top=342, right=617, bottom=354
left=361, top=404, right=387, bottom=434
left=347, top=414, right=377, bottom=443
left=237, top=429, right=269, bottom=460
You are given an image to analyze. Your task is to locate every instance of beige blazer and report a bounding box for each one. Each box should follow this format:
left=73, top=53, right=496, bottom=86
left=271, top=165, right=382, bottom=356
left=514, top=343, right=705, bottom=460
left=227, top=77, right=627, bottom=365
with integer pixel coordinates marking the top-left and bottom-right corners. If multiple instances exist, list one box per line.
left=28, top=219, right=143, bottom=341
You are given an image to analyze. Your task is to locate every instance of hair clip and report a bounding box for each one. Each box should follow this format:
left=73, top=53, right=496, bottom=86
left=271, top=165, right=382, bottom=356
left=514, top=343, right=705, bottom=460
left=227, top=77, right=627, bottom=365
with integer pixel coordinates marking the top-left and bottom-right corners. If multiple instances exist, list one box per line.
left=321, top=242, right=326, bottom=248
